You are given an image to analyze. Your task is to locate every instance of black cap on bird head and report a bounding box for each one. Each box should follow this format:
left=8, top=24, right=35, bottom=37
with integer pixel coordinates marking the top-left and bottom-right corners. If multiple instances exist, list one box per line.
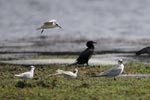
left=118, top=59, right=123, bottom=64
left=73, top=68, right=78, bottom=73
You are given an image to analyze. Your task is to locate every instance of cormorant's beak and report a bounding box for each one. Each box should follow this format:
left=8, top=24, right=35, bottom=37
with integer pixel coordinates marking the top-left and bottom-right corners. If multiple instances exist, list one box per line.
left=56, top=23, right=62, bottom=29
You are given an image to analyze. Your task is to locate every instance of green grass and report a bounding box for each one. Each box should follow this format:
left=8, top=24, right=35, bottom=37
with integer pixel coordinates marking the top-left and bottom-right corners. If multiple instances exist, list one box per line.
left=0, top=62, right=150, bottom=100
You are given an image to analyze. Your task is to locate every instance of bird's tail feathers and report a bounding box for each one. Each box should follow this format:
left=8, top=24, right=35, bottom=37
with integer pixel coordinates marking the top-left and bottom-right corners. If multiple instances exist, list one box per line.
left=48, top=69, right=66, bottom=77
left=67, top=62, right=78, bottom=66
left=15, top=74, right=21, bottom=77
left=56, top=69, right=65, bottom=74
left=48, top=69, right=64, bottom=76
left=91, top=72, right=104, bottom=77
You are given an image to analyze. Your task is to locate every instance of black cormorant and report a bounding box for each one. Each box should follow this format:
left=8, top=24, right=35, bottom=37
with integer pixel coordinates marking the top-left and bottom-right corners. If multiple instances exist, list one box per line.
left=70, top=41, right=96, bottom=66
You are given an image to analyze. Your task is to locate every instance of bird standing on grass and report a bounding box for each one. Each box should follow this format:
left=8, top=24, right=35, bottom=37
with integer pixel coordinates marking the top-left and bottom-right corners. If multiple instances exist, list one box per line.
left=93, top=59, right=124, bottom=80
left=48, top=68, right=78, bottom=78
left=15, top=66, right=35, bottom=79
left=69, top=41, right=96, bottom=66
left=37, top=19, right=62, bottom=33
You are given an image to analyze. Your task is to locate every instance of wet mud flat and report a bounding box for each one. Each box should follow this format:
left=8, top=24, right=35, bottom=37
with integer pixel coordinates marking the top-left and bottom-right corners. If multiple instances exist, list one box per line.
left=0, top=35, right=150, bottom=65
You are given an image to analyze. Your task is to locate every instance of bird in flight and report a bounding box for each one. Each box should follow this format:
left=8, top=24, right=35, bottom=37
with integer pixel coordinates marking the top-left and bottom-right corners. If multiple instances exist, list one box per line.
left=93, top=59, right=124, bottom=80
left=37, top=19, right=62, bottom=33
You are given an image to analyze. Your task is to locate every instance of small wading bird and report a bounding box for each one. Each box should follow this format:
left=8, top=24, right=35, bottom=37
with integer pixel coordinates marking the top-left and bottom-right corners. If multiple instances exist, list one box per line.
left=15, top=66, right=35, bottom=79
left=69, top=41, right=96, bottom=66
left=93, top=59, right=124, bottom=80
left=48, top=68, right=78, bottom=78
left=136, top=46, right=150, bottom=56
left=37, top=19, right=62, bottom=33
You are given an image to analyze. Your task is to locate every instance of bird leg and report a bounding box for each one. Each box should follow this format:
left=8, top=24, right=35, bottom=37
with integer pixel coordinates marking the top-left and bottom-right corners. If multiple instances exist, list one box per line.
left=41, top=29, right=44, bottom=33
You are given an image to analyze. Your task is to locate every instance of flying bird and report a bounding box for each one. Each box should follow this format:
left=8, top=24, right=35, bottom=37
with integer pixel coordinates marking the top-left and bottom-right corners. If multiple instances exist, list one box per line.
left=93, top=59, right=124, bottom=80
left=37, top=19, right=62, bottom=33
left=48, top=68, right=78, bottom=78
left=69, top=41, right=96, bottom=66
left=15, top=66, right=35, bottom=79
left=136, top=46, right=150, bottom=56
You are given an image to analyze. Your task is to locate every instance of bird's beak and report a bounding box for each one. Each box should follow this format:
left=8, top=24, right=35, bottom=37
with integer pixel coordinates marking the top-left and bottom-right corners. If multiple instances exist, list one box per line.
left=118, top=60, right=123, bottom=64
left=56, top=24, right=62, bottom=29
